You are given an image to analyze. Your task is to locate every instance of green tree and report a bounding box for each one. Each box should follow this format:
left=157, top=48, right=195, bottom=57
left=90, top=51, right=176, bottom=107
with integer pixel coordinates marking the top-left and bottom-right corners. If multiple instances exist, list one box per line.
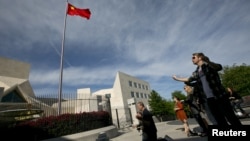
left=221, top=63, right=250, bottom=96
left=148, top=90, right=175, bottom=121
left=171, top=90, right=186, bottom=100
left=148, top=90, right=170, bottom=115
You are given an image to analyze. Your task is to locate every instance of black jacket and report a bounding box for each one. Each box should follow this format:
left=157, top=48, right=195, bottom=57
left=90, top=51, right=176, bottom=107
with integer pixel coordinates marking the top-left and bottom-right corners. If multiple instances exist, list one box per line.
left=137, top=108, right=157, bottom=134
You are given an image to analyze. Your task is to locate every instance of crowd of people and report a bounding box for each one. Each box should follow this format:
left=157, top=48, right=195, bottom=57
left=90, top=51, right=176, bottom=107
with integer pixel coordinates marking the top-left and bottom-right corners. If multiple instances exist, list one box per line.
left=132, top=52, right=246, bottom=140
left=172, top=52, right=245, bottom=136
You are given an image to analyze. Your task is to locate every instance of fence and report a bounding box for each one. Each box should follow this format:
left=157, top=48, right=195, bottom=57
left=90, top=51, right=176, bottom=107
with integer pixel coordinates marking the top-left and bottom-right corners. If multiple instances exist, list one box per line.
left=111, top=107, right=133, bottom=129
left=0, top=94, right=108, bottom=124
left=0, top=93, right=134, bottom=130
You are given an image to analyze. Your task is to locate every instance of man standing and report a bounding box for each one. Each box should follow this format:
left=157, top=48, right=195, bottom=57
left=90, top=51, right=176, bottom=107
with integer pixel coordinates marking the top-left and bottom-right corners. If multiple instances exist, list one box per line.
left=172, top=52, right=241, bottom=126
left=133, top=101, right=157, bottom=141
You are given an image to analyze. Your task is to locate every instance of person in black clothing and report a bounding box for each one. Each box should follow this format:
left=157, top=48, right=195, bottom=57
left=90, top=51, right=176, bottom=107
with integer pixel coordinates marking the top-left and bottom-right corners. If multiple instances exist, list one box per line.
left=135, top=111, right=143, bottom=134
left=227, top=87, right=247, bottom=116
left=184, top=81, right=218, bottom=126
left=173, top=52, right=242, bottom=126
left=133, top=101, right=157, bottom=141
left=183, top=83, right=208, bottom=136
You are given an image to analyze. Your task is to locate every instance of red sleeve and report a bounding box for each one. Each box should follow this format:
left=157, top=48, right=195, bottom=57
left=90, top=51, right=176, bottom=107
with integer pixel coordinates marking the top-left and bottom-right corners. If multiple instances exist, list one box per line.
left=176, top=101, right=184, bottom=110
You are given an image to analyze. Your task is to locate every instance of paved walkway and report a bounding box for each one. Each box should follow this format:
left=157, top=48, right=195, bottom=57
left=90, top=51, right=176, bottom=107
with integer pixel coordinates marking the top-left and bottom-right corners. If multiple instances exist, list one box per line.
left=110, top=117, right=250, bottom=141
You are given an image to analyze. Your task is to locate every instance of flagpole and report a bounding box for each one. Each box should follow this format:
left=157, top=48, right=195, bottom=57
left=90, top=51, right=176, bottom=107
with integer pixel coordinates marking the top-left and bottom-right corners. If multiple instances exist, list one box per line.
left=58, top=0, right=69, bottom=115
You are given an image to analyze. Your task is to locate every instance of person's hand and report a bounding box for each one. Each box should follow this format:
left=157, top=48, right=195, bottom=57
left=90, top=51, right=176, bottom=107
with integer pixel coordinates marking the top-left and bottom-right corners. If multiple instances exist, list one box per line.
left=132, top=124, right=137, bottom=129
left=136, top=113, right=142, bottom=120
left=172, top=75, right=177, bottom=80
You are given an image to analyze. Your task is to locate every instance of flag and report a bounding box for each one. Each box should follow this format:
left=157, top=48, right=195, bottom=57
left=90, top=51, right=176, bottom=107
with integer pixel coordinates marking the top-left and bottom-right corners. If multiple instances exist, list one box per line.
left=67, top=3, right=91, bottom=20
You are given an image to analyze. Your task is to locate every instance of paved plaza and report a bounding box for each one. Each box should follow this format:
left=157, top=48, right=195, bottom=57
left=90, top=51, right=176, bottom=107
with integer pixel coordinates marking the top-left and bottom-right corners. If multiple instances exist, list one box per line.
left=110, top=117, right=250, bottom=141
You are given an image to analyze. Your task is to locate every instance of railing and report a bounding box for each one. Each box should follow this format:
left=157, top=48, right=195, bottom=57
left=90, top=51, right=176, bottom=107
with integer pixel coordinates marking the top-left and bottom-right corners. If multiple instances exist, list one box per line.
left=0, top=93, right=135, bottom=129
left=112, top=108, right=132, bottom=129
left=0, top=94, right=112, bottom=124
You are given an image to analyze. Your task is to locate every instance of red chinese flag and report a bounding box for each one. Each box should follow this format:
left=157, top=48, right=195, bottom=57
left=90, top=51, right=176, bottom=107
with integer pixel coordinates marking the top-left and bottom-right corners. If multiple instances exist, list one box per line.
left=67, top=3, right=91, bottom=20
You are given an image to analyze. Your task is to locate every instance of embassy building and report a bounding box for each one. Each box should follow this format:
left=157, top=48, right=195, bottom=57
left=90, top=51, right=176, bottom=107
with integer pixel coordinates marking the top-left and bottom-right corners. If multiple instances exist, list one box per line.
left=0, top=56, right=152, bottom=128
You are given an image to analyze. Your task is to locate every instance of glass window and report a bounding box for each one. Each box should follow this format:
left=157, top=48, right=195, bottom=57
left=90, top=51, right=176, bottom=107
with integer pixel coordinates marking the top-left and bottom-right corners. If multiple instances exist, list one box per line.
left=129, top=81, right=132, bottom=87
left=131, top=91, right=135, bottom=97
left=136, top=92, right=139, bottom=98
left=140, top=93, right=143, bottom=98
left=1, top=90, right=25, bottom=102
left=134, top=82, right=137, bottom=88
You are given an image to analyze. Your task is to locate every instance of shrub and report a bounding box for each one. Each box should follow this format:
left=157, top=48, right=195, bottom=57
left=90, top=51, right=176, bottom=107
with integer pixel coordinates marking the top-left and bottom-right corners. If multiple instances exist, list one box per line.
left=2, top=111, right=111, bottom=140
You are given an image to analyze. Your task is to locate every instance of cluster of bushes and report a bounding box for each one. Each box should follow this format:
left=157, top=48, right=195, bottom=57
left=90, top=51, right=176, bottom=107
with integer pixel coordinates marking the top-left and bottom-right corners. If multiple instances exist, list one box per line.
left=1, top=111, right=112, bottom=141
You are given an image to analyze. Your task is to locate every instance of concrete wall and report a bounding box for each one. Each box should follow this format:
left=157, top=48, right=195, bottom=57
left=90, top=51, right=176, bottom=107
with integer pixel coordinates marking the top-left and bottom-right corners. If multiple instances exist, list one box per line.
left=0, top=56, right=30, bottom=79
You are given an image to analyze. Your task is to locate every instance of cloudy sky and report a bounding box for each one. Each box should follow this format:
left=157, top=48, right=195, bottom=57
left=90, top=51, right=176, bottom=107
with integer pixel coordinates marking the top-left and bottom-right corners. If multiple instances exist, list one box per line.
left=0, top=0, right=249, bottom=100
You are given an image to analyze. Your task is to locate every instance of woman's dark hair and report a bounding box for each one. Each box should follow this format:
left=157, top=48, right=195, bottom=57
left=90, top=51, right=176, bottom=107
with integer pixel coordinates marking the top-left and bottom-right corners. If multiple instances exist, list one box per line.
left=192, top=52, right=210, bottom=62
left=173, top=96, right=180, bottom=101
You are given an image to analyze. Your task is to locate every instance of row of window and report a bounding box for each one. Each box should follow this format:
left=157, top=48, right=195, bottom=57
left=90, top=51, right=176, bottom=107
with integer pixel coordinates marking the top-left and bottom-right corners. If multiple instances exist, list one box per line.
left=130, top=91, right=150, bottom=99
left=128, top=81, right=149, bottom=90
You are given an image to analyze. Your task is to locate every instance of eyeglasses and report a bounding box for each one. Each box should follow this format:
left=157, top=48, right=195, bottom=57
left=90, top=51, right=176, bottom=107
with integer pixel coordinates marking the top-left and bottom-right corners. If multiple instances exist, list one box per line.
left=192, top=56, right=196, bottom=59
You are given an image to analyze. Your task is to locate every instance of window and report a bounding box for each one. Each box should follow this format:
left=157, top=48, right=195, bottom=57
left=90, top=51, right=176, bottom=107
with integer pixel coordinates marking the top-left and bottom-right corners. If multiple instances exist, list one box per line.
left=144, top=93, right=147, bottom=99
left=145, top=85, right=148, bottom=90
left=138, top=84, right=141, bottom=89
left=131, top=91, right=135, bottom=97
left=1, top=90, right=25, bottom=102
left=136, top=92, right=139, bottom=98
left=129, top=81, right=132, bottom=87
left=97, top=96, right=102, bottom=111
left=140, top=93, right=143, bottom=98
left=134, top=82, right=137, bottom=88
left=142, top=85, right=145, bottom=89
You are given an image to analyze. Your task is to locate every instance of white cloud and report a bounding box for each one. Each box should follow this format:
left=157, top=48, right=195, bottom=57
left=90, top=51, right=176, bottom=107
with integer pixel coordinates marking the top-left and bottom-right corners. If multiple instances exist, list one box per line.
left=1, top=0, right=250, bottom=99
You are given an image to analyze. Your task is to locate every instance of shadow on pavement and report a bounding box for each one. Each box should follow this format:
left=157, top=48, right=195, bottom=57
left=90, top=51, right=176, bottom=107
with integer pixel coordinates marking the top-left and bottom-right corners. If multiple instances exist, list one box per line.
left=159, top=134, right=208, bottom=141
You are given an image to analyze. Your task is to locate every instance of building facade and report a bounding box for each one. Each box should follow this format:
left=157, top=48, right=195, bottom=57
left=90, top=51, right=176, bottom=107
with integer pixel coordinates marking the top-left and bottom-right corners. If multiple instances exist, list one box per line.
left=91, top=71, right=152, bottom=126
left=0, top=57, right=152, bottom=128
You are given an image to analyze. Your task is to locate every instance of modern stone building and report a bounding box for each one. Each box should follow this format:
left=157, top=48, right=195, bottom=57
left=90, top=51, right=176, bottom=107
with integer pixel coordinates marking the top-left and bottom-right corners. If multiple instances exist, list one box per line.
left=0, top=57, right=152, bottom=128
left=0, top=56, right=34, bottom=100
left=0, top=56, right=45, bottom=125
left=92, top=71, right=152, bottom=126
